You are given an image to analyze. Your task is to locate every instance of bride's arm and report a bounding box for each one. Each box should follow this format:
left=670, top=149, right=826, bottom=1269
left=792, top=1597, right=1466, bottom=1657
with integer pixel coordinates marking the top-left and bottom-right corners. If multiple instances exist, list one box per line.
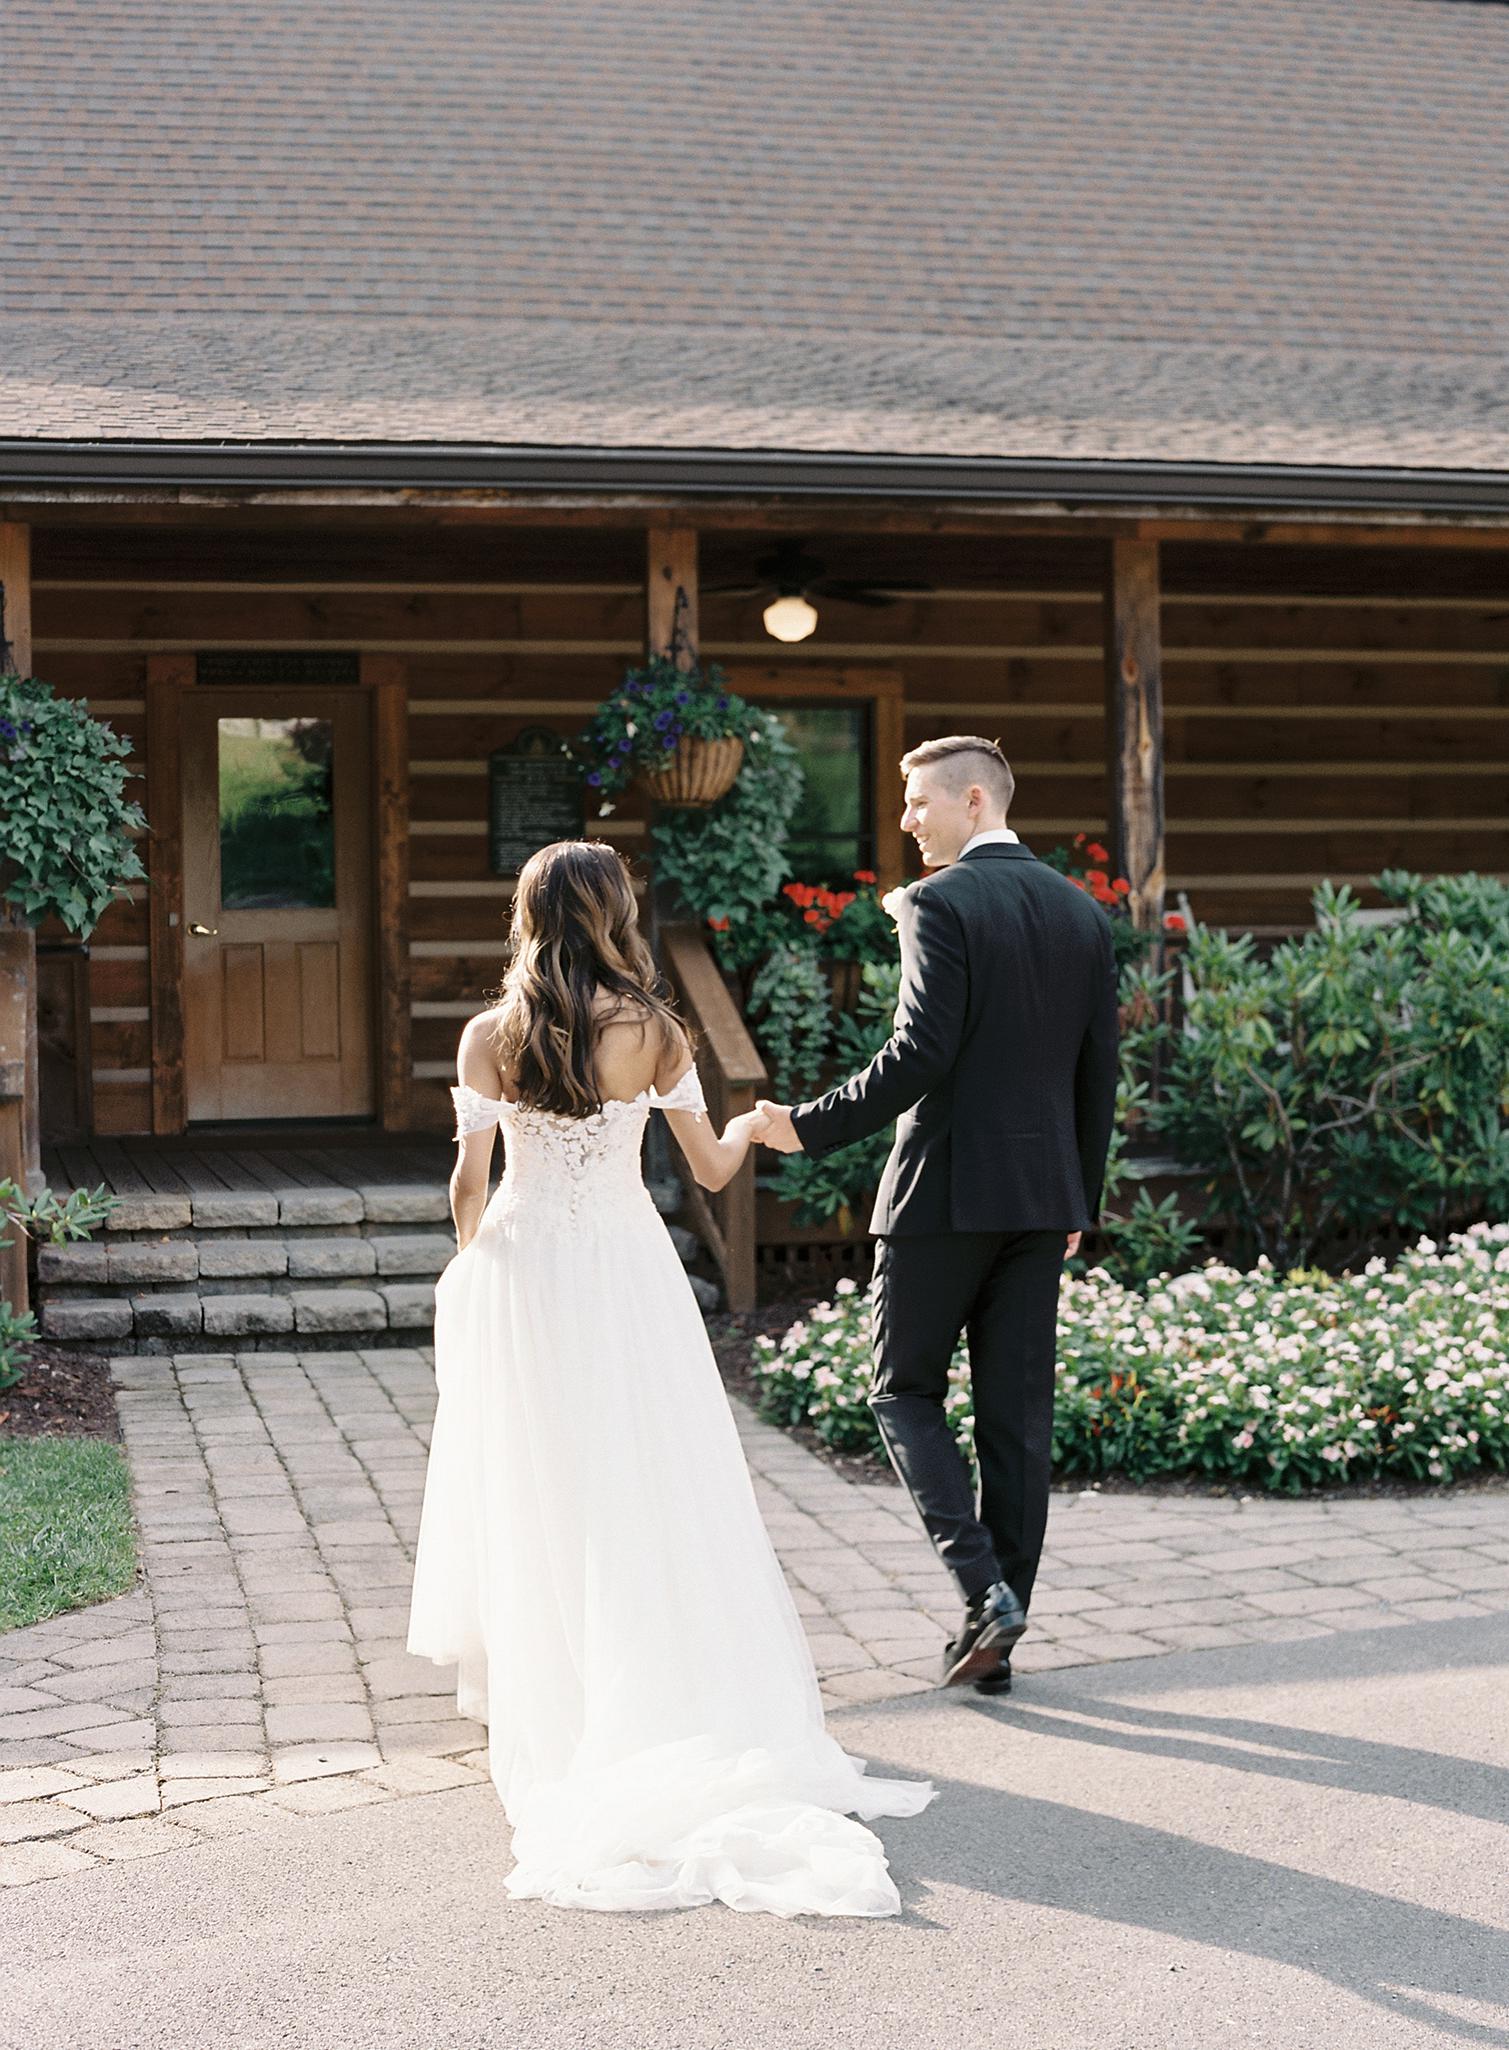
left=654, top=1032, right=768, bottom=1193
left=665, top=1099, right=769, bottom=1194
left=451, top=1018, right=502, bottom=1251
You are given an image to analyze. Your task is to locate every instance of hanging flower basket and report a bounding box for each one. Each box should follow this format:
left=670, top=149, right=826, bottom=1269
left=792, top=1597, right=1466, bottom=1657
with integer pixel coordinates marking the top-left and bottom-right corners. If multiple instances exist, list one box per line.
left=574, top=655, right=761, bottom=817
left=638, top=734, right=745, bottom=809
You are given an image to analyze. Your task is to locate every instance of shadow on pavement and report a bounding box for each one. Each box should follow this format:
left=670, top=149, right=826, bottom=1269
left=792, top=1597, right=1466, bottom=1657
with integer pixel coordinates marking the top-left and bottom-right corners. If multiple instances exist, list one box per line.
left=875, top=1612, right=1509, bottom=2044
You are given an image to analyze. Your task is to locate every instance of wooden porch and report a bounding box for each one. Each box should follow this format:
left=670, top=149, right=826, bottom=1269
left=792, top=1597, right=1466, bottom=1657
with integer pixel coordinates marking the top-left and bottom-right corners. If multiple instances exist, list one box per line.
left=41, top=1124, right=455, bottom=1223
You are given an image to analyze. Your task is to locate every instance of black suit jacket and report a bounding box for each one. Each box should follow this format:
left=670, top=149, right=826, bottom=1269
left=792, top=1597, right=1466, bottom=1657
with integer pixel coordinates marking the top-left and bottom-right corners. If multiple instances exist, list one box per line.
left=789, top=842, right=1120, bottom=1236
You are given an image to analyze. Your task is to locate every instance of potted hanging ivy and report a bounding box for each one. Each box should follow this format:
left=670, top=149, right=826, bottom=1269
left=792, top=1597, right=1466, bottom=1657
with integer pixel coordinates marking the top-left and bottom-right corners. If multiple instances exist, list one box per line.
left=0, top=669, right=144, bottom=1316
left=574, top=656, right=758, bottom=812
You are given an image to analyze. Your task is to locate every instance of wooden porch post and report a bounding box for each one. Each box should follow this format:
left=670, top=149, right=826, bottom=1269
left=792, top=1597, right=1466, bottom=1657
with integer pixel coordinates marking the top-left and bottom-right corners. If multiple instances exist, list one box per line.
left=145, top=655, right=192, bottom=1134
left=646, top=526, right=698, bottom=670
left=0, top=523, right=37, bottom=1312
left=365, top=654, right=412, bottom=1132
left=1104, top=537, right=1166, bottom=936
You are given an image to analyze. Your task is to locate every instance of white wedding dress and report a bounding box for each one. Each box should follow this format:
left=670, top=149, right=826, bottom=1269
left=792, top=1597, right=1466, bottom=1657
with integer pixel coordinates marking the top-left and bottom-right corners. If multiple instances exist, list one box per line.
left=405, top=1062, right=935, bottom=1917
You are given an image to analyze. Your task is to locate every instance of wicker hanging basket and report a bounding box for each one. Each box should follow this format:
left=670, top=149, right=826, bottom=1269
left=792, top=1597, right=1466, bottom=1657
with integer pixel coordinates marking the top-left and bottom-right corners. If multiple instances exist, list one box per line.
left=638, top=735, right=745, bottom=809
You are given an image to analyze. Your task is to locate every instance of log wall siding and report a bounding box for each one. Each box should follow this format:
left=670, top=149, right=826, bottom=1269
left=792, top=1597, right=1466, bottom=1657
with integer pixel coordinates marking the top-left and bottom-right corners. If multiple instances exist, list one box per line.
left=27, top=527, right=1509, bottom=1135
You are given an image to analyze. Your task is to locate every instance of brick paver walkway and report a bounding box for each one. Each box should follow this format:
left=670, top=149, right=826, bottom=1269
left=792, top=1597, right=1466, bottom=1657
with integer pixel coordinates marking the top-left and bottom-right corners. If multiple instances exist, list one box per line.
left=2, top=1348, right=1506, bottom=1887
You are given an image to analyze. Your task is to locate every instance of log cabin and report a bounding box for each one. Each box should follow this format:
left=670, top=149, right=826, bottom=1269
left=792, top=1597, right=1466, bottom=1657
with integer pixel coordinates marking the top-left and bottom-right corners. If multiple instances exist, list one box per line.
left=1, top=0, right=1506, bottom=1325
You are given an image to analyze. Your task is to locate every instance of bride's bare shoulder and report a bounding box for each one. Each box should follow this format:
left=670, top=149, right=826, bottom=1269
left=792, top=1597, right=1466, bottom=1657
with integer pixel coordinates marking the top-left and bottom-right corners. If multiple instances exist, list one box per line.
left=456, top=1010, right=507, bottom=1095
left=651, top=1012, right=694, bottom=1090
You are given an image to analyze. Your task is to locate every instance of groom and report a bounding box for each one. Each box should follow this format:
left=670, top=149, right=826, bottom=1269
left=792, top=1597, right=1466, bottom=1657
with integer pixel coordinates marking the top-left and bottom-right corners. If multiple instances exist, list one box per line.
left=757, top=735, right=1119, bottom=1694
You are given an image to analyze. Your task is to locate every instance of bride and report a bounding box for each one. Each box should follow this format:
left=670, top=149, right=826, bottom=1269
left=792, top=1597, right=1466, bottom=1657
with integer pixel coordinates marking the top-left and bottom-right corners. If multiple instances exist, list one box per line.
left=406, top=839, right=935, bottom=1917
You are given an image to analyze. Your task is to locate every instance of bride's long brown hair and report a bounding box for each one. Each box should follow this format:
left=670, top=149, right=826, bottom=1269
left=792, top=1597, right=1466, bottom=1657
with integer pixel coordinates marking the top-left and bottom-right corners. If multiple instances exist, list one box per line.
left=488, top=839, right=687, bottom=1117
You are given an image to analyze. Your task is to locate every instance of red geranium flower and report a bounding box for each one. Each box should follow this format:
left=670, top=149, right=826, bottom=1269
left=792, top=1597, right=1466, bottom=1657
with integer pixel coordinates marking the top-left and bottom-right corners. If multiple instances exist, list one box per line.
left=1111, top=877, right=1131, bottom=897
left=1164, top=912, right=1187, bottom=933
left=1087, top=842, right=1110, bottom=865
left=1085, top=869, right=1108, bottom=888
left=853, top=869, right=877, bottom=885
left=706, top=914, right=731, bottom=932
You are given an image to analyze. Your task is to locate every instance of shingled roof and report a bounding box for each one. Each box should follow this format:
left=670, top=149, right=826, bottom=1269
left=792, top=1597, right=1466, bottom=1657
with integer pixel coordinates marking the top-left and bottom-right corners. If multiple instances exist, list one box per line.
left=5, top=0, right=1508, bottom=479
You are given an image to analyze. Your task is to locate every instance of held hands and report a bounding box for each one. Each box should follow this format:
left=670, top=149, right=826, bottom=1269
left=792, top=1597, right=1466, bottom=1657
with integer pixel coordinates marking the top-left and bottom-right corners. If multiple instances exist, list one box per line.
left=752, top=1100, right=803, bottom=1155
left=724, top=1106, right=773, bottom=1149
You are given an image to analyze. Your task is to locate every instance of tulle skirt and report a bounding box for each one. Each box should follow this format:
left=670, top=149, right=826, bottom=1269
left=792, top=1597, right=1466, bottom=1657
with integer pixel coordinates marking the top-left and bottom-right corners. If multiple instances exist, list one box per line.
left=405, top=1189, right=935, bottom=1916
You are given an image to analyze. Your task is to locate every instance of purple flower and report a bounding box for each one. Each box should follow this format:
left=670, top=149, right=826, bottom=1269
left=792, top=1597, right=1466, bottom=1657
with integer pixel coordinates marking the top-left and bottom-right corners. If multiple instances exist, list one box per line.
left=654, top=710, right=673, bottom=730
left=616, top=737, right=632, bottom=753
left=586, top=770, right=602, bottom=786
left=0, top=718, right=14, bottom=741
left=675, top=691, right=690, bottom=705
left=716, top=695, right=729, bottom=710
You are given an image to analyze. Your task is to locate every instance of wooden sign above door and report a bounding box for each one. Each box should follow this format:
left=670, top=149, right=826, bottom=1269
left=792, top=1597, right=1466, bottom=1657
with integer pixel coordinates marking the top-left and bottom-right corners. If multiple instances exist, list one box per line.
left=195, top=652, right=361, bottom=686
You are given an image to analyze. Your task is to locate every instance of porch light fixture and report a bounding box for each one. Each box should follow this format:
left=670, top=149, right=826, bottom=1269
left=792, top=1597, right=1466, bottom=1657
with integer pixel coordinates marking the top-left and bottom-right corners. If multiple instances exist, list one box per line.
left=762, top=592, right=819, bottom=642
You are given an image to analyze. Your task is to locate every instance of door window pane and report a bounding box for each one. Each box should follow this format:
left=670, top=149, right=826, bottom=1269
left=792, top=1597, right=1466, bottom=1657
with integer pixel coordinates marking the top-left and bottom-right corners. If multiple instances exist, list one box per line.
left=218, top=716, right=336, bottom=910
left=767, top=704, right=873, bottom=885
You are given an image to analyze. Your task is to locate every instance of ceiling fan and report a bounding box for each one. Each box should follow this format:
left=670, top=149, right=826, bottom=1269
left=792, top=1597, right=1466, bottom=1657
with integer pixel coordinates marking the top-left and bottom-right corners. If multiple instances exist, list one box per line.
left=704, top=540, right=932, bottom=641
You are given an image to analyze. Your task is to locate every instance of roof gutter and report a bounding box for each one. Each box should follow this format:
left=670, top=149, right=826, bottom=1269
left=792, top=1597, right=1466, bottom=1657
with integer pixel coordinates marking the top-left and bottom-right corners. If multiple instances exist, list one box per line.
left=1, top=440, right=1507, bottom=517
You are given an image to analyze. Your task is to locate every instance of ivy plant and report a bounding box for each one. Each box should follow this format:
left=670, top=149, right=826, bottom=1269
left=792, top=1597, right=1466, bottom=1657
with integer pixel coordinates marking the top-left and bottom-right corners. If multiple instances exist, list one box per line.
left=0, top=673, right=146, bottom=931
left=650, top=707, right=805, bottom=959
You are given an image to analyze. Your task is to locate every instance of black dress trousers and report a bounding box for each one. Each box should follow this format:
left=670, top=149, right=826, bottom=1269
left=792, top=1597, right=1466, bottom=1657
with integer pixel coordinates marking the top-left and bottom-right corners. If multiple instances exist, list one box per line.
left=867, top=1227, right=1066, bottom=1608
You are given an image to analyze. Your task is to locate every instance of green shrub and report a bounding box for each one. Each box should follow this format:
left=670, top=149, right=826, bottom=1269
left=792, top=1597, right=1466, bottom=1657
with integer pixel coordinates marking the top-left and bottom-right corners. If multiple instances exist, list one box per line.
left=765, top=957, right=901, bottom=1229
left=751, top=1223, right=1509, bottom=1494
left=0, top=1299, right=38, bottom=1395
left=1155, top=873, right=1509, bottom=1268
left=0, top=1180, right=119, bottom=1391
left=0, top=673, right=146, bottom=931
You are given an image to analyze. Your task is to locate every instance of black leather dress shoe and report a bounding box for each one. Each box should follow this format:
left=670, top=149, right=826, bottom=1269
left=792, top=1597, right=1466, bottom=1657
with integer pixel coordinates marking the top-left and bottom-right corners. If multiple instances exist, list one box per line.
left=972, top=1658, right=1012, bottom=1697
left=941, top=1580, right=1027, bottom=1687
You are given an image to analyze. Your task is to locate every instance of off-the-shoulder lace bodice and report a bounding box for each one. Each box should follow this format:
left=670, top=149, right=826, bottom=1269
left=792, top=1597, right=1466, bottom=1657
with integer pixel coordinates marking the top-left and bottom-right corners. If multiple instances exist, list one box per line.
left=451, top=1063, right=707, bottom=1139
left=450, top=1064, right=708, bottom=1235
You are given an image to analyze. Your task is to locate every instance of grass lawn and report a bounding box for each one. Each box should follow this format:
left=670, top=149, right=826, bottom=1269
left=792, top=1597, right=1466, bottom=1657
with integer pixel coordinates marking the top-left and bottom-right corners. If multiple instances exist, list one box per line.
left=0, top=1436, right=138, bottom=1633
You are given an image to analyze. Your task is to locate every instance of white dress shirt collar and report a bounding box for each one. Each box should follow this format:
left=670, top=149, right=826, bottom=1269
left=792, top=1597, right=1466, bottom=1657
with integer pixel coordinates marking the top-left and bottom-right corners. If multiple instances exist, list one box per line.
left=957, top=825, right=1021, bottom=858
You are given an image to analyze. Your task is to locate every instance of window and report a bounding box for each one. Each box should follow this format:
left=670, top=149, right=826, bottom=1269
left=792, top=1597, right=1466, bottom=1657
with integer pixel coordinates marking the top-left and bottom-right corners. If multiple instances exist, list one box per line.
left=217, top=716, right=336, bottom=910
left=767, top=703, right=873, bottom=886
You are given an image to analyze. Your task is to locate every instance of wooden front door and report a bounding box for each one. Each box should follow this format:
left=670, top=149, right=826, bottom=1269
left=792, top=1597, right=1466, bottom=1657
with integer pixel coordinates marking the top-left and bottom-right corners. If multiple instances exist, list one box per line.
left=180, top=688, right=375, bottom=1121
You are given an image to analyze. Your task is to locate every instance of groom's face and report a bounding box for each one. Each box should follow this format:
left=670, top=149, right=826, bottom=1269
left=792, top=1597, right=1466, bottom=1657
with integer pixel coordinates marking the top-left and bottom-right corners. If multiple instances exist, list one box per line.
left=901, top=764, right=979, bottom=868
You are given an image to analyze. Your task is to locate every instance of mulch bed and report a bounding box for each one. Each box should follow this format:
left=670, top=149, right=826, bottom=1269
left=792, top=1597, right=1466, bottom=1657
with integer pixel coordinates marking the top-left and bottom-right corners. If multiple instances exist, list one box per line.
left=0, top=1343, right=121, bottom=1442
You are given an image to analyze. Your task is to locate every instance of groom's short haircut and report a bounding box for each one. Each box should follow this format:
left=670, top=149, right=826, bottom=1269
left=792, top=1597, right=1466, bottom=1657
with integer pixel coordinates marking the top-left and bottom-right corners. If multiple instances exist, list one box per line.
left=900, top=734, right=1015, bottom=814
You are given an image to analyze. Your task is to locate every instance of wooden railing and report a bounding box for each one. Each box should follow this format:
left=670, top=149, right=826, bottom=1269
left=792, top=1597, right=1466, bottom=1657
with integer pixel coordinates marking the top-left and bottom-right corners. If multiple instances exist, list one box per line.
left=659, top=924, right=768, bottom=1313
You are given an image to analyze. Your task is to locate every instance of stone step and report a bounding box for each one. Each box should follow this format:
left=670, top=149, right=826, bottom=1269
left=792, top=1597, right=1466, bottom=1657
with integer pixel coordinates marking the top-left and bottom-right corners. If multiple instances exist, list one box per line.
left=39, top=1282, right=437, bottom=1352
left=37, top=1167, right=721, bottom=1346
left=37, top=1230, right=455, bottom=1292
left=94, top=1184, right=451, bottom=1234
